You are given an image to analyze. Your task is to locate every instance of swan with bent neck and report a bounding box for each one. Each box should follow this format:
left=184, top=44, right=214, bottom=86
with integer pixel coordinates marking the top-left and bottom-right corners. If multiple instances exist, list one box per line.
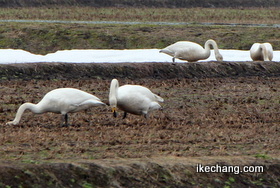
left=109, top=79, right=164, bottom=119
left=250, top=43, right=273, bottom=61
left=160, top=39, right=223, bottom=62
left=6, top=88, right=105, bottom=127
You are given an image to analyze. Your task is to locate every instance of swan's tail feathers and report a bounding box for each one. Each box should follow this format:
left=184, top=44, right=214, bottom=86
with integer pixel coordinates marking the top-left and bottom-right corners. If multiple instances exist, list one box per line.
left=94, top=101, right=106, bottom=106
left=78, top=99, right=106, bottom=107
left=154, top=94, right=164, bottom=102
left=159, top=49, right=174, bottom=56
left=159, top=49, right=169, bottom=54
left=149, top=102, right=162, bottom=111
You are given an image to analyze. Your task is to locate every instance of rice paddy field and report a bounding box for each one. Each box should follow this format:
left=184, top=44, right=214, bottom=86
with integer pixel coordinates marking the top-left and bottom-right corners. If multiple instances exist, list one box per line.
left=1, top=70, right=280, bottom=161
left=0, top=5, right=280, bottom=188
left=0, top=7, right=280, bottom=54
left=0, top=7, right=279, bottom=24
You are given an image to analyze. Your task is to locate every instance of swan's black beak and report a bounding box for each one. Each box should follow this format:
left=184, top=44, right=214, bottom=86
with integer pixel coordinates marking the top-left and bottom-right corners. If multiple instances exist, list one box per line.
left=112, top=107, right=117, bottom=118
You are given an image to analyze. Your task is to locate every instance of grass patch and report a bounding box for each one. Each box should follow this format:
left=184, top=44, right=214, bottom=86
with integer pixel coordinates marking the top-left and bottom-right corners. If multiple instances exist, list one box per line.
left=0, top=7, right=279, bottom=54
left=0, top=7, right=279, bottom=24
left=0, top=21, right=279, bottom=54
left=0, top=0, right=279, bottom=8
left=253, top=153, right=271, bottom=159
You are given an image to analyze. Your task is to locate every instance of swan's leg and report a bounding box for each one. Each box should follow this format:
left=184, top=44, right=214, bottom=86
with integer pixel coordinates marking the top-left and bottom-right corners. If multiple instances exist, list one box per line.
left=65, top=113, right=68, bottom=126
left=144, top=113, right=149, bottom=119
left=172, top=57, right=175, bottom=62
left=60, top=114, right=68, bottom=127
left=113, top=111, right=117, bottom=118
left=122, top=112, right=127, bottom=119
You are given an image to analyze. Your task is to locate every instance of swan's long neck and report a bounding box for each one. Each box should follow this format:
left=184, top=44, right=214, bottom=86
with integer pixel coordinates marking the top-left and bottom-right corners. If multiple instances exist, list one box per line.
left=10, top=103, right=43, bottom=125
left=204, top=39, right=223, bottom=61
left=109, top=79, right=119, bottom=108
left=260, top=44, right=269, bottom=61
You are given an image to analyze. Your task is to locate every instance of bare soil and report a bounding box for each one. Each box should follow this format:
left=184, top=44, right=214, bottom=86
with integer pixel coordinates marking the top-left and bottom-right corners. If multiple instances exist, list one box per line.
left=0, top=62, right=280, bottom=187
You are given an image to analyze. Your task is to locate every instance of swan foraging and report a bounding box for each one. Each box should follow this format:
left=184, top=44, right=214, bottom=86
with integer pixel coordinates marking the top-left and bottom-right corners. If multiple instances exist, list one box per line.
left=160, top=39, right=223, bottom=62
left=109, top=79, right=164, bottom=119
left=250, top=43, right=273, bottom=61
left=6, top=88, right=105, bottom=127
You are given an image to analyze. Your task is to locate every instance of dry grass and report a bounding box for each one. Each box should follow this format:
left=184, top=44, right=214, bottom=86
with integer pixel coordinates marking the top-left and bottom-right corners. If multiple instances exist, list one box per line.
left=0, top=7, right=279, bottom=54
left=0, top=7, right=279, bottom=24
left=1, top=0, right=279, bottom=8
left=1, top=76, right=279, bottom=162
left=1, top=21, right=279, bottom=55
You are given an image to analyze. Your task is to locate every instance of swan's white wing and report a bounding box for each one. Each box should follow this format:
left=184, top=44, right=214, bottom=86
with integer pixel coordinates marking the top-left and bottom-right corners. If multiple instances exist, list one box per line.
left=250, top=43, right=261, bottom=53
left=149, top=101, right=162, bottom=111
left=250, top=43, right=273, bottom=61
left=118, top=85, right=157, bottom=101
left=69, top=99, right=105, bottom=112
left=41, top=88, right=104, bottom=113
left=161, top=41, right=207, bottom=61
left=45, top=88, right=101, bottom=103
left=117, top=85, right=162, bottom=115
left=263, top=43, right=273, bottom=60
left=154, top=94, right=164, bottom=102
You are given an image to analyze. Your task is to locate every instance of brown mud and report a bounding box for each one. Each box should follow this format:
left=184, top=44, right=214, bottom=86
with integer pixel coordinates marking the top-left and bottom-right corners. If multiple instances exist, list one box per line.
left=0, top=62, right=280, bottom=187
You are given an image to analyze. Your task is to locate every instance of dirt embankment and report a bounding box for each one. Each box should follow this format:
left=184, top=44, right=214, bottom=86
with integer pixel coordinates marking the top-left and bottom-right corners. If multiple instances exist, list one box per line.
left=1, top=61, right=280, bottom=81
left=1, top=156, right=280, bottom=187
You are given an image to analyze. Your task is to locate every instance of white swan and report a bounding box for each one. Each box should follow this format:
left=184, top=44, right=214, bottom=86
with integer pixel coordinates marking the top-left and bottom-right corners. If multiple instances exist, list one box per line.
left=6, top=88, right=105, bottom=127
left=250, top=43, right=273, bottom=61
left=109, top=79, right=164, bottom=119
left=160, top=39, right=223, bottom=62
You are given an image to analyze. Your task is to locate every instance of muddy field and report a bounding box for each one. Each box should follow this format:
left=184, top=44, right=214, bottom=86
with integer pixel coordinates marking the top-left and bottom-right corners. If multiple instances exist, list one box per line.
left=0, top=62, right=279, bottom=187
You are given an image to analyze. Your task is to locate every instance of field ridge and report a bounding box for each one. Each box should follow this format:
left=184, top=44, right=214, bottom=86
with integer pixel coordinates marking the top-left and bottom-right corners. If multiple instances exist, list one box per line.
left=1, top=61, right=280, bottom=81
left=1, top=156, right=280, bottom=187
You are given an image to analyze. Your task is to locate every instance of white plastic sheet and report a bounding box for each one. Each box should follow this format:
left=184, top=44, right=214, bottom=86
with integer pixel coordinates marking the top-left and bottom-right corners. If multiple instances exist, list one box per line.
left=0, top=49, right=279, bottom=64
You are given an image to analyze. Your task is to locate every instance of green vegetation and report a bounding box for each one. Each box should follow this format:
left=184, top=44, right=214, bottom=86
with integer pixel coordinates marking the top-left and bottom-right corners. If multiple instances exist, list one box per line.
left=0, top=7, right=279, bottom=54
left=253, top=153, right=271, bottom=159
left=0, top=7, right=279, bottom=55
left=0, top=22, right=278, bottom=54
left=0, top=7, right=279, bottom=24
